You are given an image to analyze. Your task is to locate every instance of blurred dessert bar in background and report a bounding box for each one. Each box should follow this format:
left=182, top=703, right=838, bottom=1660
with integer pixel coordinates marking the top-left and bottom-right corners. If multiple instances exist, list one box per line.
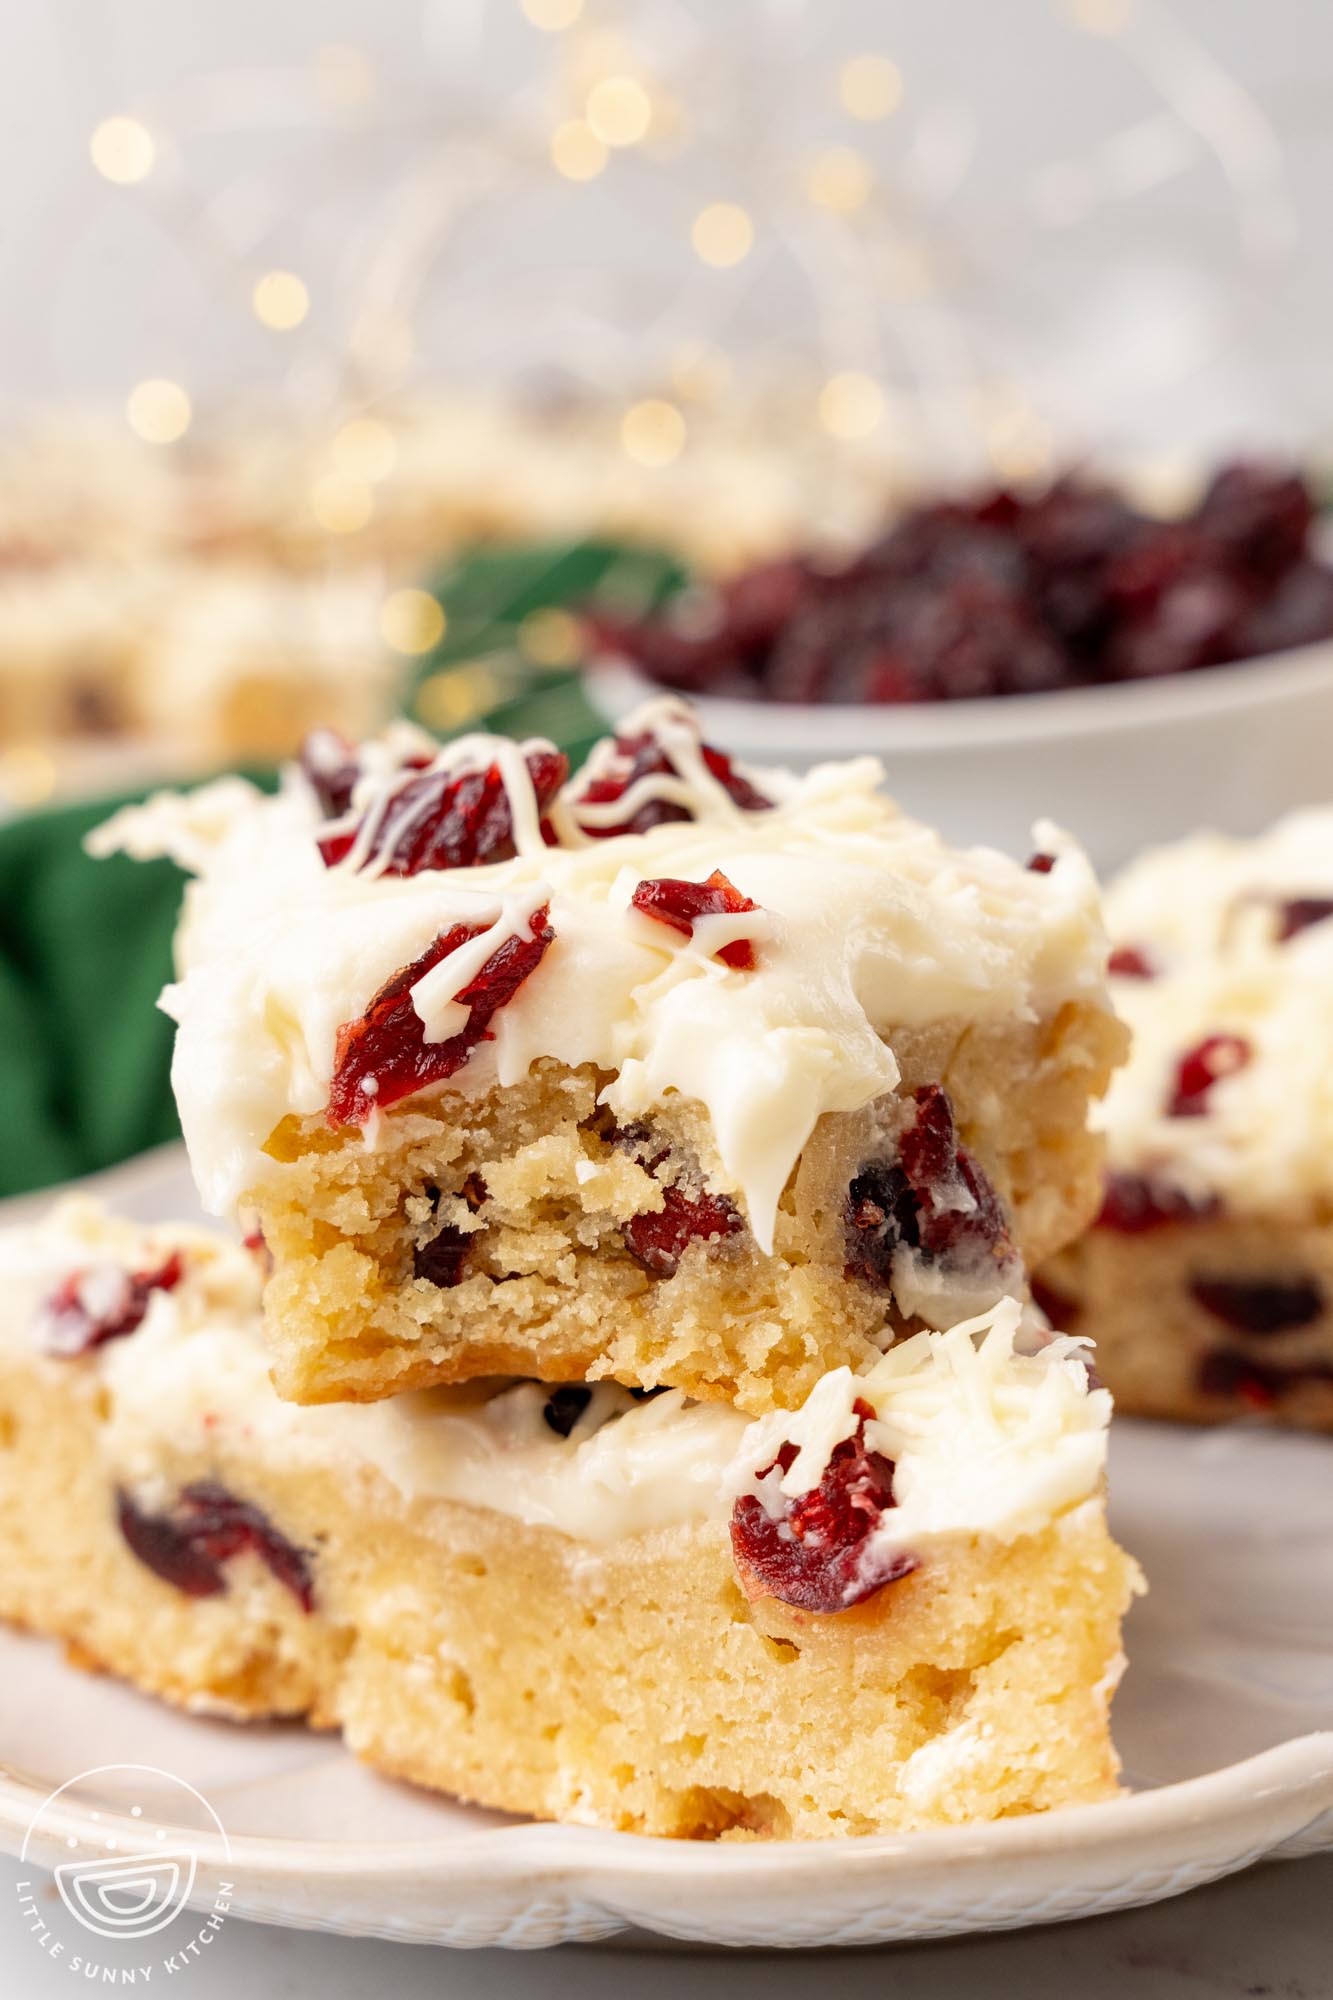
left=1037, top=809, right=1333, bottom=1432
left=0, top=562, right=393, bottom=774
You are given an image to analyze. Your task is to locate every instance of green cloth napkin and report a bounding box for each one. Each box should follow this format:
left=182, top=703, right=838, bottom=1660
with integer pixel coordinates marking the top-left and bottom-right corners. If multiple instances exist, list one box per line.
left=0, top=794, right=185, bottom=1195
left=0, top=538, right=681, bottom=1200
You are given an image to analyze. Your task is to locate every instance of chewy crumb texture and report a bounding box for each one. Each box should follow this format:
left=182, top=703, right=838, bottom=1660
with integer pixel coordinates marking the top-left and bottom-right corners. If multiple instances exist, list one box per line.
left=252, top=1012, right=1118, bottom=1413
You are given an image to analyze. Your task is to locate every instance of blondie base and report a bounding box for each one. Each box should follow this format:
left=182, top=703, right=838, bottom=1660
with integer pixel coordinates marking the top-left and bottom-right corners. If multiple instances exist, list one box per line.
left=255, top=1005, right=1119, bottom=1414
left=1041, top=1210, right=1333, bottom=1432
left=0, top=1339, right=1134, bottom=1838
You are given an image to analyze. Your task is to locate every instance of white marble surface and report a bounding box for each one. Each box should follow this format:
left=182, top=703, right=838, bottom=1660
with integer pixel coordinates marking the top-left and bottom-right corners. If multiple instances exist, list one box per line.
left=1, top=1849, right=1329, bottom=1997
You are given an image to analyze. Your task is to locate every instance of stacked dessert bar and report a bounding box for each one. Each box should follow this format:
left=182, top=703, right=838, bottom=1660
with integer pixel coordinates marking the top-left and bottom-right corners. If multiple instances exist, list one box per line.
left=1, top=699, right=1141, bottom=1837
left=1038, top=810, right=1333, bottom=1433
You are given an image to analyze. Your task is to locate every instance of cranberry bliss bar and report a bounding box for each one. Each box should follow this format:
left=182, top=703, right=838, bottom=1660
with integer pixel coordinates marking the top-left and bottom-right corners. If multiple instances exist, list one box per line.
left=93, top=699, right=1125, bottom=1411
left=1038, top=811, right=1333, bottom=1430
left=0, top=1201, right=1139, bottom=1837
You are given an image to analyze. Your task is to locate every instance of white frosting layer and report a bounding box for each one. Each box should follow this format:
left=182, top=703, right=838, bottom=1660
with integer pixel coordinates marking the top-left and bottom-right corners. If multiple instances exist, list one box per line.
left=1, top=1201, right=1109, bottom=1553
left=726, top=1298, right=1110, bottom=1556
left=92, top=700, right=1110, bottom=1248
left=1099, top=809, right=1333, bottom=1214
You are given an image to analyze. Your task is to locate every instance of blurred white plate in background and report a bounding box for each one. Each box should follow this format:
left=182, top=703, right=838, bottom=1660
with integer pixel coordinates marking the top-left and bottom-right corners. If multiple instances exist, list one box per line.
left=589, top=636, right=1333, bottom=873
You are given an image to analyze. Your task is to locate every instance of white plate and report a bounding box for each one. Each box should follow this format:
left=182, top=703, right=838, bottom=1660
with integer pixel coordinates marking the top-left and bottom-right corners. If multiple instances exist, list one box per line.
left=0, top=1147, right=1330, bottom=1951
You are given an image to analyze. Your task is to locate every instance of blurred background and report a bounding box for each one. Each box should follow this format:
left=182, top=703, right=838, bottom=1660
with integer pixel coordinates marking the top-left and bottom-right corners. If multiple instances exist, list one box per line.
left=6, top=0, right=1333, bottom=1191
left=4, top=0, right=1330, bottom=451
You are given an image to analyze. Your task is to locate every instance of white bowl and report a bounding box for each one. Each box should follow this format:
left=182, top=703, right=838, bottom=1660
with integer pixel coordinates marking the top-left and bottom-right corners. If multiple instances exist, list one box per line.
left=587, top=639, right=1333, bottom=873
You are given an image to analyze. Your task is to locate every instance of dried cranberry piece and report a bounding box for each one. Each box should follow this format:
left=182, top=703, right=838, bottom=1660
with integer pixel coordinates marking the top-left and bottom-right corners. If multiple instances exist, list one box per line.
left=623, top=1185, right=744, bottom=1276
left=630, top=868, right=761, bottom=970
left=1276, top=897, right=1333, bottom=942
left=730, top=1401, right=919, bottom=1612
left=117, top=1483, right=315, bottom=1610
left=574, top=729, right=772, bottom=839
left=590, top=463, right=1329, bottom=706
left=1097, top=1172, right=1220, bottom=1233
left=1236, top=560, right=1333, bottom=658
left=1193, top=462, right=1314, bottom=582
left=844, top=1163, right=920, bottom=1287
left=1189, top=1274, right=1323, bottom=1337
left=1197, top=1349, right=1333, bottom=1408
left=117, top=1489, right=227, bottom=1598
left=319, top=748, right=568, bottom=874
left=1168, top=1034, right=1252, bottom=1117
left=1027, top=852, right=1056, bottom=874
left=1108, top=945, right=1156, bottom=978
left=610, top=1122, right=746, bottom=1275
left=542, top=1385, right=593, bottom=1438
left=299, top=728, right=361, bottom=820
left=845, top=1085, right=1011, bottom=1288
left=413, top=1223, right=472, bottom=1288
left=37, top=1253, right=184, bottom=1358
left=328, top=905, right=554, bottom=1127
left=242, top=1228, right=273, bottom=1276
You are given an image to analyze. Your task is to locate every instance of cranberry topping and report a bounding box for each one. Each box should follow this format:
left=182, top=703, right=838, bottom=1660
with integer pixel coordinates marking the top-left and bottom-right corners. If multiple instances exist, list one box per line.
left=1108, top=945, right=1156, bottom=979
left=1189, top=1274, right=1324, bottom=1337
left=300, top=728, right=363, bottom=820
left=542, top=1385, right=594, bottom=1438
left=328, top=906, right=554, bottom=1127
left=1276, top=897, right=1333, bottom=942
left=623, top=1185, right=744, bottom=1276
left=630, top=869, right=761, bottom=970
left=1027, top=852, right=1056, bottom=874
left=117, top=1483, right=315, bottom=1610
left=1197, top=1349, right=1333, bottom=1409
left=730, top=1400, right=919, bottom=1613
left=413, top=1223, right=472, bottom=1288
left=1097, top=1171, right=1221, bottom=1233
left=36, top=1253, right=184, bottom=1358
left=1168, top=1033, right=1252, bottom=1117
left=570, top=726, right=771, bottom=839
left=319, top=747, right=568, bottom=874
left=845, top=1085, right=1011, bottom=1288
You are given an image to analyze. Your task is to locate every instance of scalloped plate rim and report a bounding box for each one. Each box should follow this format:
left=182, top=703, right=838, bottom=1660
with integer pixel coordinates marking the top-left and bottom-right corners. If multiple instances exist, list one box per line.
left=2, top=1733, right=1329, bottom=1885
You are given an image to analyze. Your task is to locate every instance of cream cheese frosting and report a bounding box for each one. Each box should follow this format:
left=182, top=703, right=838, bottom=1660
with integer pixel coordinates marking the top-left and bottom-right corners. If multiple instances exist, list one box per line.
left=90, top=699, right=1110, bottom=1249
left=724, top=1298, right=1110, bottom=1557
left=3, top=1200, right=1110, bottom=1553
left=1098, top=809, right=1333, bottom=1216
